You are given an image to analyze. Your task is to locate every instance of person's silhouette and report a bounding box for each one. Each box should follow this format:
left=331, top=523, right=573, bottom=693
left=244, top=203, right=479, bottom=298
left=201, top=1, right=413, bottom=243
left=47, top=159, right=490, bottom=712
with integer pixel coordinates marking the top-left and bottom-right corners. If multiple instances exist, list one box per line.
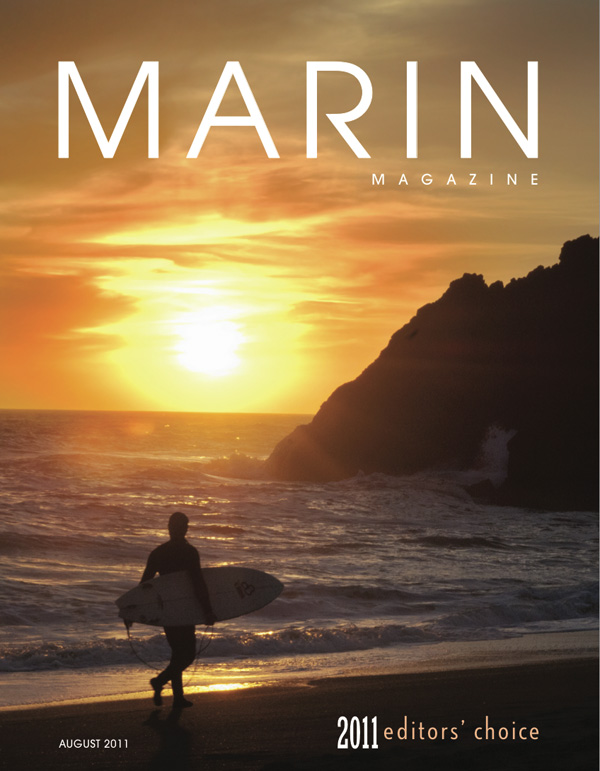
left=141, top=511, right=216, bottom=709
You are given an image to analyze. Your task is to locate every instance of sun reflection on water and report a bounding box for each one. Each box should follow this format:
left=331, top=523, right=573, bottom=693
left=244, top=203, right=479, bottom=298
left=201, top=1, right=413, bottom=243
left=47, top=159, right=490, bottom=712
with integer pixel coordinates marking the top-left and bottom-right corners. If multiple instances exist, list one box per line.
left=188, top=682, right=260, bottom=694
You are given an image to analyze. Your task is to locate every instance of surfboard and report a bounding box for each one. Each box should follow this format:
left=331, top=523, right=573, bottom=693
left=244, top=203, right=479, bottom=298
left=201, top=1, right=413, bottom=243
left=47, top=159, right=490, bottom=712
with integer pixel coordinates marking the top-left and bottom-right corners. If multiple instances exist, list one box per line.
left=116, top=567, right=283, bottom=626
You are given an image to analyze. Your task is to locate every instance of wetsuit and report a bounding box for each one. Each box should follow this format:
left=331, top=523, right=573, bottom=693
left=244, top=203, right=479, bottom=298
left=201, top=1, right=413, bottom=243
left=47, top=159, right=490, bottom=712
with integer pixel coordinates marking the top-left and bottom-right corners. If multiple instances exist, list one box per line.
left=141, top=537, right=213, bottom=704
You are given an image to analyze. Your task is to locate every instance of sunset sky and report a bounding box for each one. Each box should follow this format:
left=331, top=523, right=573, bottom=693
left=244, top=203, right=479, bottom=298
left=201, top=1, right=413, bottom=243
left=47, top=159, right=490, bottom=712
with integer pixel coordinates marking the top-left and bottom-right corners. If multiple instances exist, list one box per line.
left=0, top=0, right=597, bottom=414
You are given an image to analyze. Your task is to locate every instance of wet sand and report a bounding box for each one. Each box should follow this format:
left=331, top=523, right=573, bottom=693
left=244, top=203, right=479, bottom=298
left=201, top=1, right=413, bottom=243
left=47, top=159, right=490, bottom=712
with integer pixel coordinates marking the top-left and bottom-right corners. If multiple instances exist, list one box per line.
left=1, top=657, right=597, bottom=770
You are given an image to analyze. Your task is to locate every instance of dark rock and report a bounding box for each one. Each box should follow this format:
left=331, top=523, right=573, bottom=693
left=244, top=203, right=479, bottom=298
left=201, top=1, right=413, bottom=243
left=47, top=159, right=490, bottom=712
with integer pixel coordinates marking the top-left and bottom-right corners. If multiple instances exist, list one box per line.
left=265, top=236, right=599, bottom=510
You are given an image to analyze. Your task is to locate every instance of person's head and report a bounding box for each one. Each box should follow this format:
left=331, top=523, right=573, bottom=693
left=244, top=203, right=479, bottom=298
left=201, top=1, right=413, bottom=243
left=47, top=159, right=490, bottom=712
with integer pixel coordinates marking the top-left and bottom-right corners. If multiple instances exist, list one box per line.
left=168, top=511, right=189, bottom=539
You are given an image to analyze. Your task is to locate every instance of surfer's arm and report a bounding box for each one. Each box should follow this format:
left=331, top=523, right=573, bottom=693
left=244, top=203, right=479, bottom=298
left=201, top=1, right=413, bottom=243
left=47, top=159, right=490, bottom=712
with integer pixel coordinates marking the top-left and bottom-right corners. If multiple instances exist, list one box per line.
left=140, top=553, right=157, bottom=583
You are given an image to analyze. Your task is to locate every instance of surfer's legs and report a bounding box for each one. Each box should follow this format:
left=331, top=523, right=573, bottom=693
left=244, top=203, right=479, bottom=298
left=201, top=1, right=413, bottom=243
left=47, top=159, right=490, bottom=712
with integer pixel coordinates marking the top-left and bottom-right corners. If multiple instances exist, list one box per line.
left=153, top=625, right=196, bottom=705
left=150, top=676, right=163, bottom=706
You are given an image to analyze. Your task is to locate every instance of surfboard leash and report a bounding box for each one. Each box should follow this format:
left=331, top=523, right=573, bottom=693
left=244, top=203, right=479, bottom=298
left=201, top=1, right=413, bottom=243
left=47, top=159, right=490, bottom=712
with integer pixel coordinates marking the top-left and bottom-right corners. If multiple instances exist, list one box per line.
left=124, top=621, right=214, bottom=673
left=196, top=625, right=214, bottom=656
left=125, top=622, right=160, bottom=671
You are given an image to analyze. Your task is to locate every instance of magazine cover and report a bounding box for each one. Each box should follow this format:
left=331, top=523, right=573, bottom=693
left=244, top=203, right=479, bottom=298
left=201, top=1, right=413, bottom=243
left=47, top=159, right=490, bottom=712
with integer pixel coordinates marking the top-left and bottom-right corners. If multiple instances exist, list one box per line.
left=1, top=1, right=598, bottom=769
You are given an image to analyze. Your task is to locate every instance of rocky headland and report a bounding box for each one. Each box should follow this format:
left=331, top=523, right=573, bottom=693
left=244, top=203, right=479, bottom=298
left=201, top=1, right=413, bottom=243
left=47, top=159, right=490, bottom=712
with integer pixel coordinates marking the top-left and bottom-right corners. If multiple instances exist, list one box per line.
left=265, top=236, right=599, bottom=510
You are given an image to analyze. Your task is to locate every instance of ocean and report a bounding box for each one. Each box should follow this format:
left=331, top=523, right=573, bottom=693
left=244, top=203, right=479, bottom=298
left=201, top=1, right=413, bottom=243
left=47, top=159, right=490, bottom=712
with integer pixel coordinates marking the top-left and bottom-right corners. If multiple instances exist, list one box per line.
left=0, top=410, right=597, bottom=708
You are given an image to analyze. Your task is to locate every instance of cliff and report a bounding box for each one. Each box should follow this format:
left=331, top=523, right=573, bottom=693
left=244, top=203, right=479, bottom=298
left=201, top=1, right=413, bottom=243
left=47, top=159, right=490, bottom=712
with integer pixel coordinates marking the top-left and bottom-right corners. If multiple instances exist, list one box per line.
left=265, top=236, right=599, bottom=510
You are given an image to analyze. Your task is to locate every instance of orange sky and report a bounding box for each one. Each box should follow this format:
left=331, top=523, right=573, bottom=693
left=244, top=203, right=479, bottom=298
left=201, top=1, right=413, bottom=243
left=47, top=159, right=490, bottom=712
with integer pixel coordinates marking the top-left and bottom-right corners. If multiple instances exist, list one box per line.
left=0, top=0, right=597, bottom=413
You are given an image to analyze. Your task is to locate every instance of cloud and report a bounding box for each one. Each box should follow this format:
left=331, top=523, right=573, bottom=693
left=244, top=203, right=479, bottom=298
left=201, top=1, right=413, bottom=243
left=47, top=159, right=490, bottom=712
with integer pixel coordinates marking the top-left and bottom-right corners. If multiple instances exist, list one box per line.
left=0, top=0, right=596, bottom=411
left=0, top=271, right=136, bottom=350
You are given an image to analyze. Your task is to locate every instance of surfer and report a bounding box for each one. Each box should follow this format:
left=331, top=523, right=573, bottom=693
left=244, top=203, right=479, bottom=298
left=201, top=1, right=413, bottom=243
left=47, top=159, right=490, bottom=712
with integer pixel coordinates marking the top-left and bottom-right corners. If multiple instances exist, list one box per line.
left=141, top=511, right=217, bottom=709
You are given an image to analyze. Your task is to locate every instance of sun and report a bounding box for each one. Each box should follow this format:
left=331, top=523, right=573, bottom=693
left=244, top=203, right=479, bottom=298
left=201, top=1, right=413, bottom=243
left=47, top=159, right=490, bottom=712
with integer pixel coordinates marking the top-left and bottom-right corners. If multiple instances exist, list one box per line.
left=174, top=317, right=246, bottom=377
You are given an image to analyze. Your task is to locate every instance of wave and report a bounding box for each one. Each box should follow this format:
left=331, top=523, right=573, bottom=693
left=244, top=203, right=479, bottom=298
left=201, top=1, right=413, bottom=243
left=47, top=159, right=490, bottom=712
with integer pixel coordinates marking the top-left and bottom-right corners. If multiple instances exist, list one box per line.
left=203, top=453, right=267, bottom=480
left=203, top=524, right=246, bottom=535
left=0, top=530, right=137, bottom=559
left=411, top=535, right=512, bottom=550
left=1, top=581, right=595, bottom=672
left=0, top=624, right=435, bottom=672
left=307, top=584, right=432, bottom=602
left=433, top=582, right=598, bottom=631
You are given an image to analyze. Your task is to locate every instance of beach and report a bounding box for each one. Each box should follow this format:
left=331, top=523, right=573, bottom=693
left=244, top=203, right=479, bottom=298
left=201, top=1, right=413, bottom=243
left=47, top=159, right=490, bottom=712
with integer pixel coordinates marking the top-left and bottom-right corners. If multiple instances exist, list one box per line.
left=1, top=635, right=597, bottom=771
left=1, top=411, right=597, bottom=768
